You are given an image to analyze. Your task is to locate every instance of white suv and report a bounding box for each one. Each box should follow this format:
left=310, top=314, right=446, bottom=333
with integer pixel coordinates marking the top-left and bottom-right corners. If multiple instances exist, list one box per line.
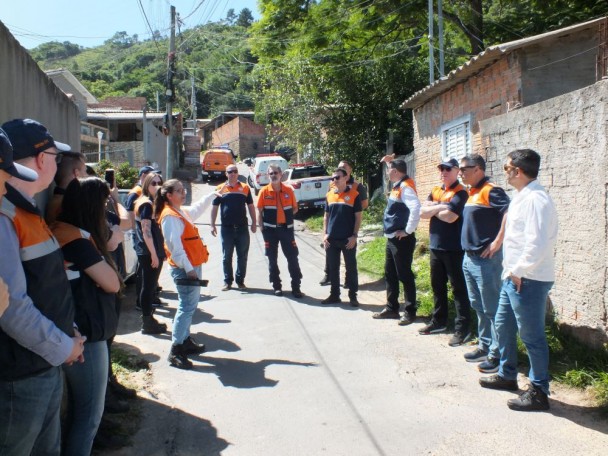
left=246, top=154, right=289, bottom=195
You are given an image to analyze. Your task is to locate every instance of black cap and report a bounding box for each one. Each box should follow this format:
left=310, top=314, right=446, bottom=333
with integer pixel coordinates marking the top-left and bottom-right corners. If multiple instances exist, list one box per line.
left=0, top=128, right=38, bottom=182
left=438, top=158, right=459, bottom=169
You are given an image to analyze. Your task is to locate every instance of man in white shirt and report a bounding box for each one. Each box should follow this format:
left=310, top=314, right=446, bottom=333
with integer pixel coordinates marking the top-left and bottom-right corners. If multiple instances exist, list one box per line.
left=479, top=149, right=558, bottom=412
left=373, top=159, right=421, bottom=325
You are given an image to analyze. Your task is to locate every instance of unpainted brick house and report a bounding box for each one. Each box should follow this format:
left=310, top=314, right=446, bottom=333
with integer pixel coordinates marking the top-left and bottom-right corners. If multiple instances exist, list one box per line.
left=402, top=17, right=608, bottom=346
left=200, top=112, right=266, bottom=159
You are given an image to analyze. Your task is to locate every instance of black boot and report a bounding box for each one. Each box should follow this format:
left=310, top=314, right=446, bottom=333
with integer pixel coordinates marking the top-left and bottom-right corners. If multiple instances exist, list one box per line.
left=141, top=315, right=167, bottom=335
left=168, top=343, right=193, bottom=370
left=182, top=336, right=206, bottom=355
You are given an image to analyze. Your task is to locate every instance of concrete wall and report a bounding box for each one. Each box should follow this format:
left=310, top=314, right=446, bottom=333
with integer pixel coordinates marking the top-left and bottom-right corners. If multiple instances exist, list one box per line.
left=0, top=22, right=80, bottom=147
left=520, top=27, right=598, bottom=106
left=480, top=80, right=608, bottom=347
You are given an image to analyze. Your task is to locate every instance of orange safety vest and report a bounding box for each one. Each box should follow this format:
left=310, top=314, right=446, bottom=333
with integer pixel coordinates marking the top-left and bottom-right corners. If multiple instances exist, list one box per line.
left=158, top=204, right=209, bottom=268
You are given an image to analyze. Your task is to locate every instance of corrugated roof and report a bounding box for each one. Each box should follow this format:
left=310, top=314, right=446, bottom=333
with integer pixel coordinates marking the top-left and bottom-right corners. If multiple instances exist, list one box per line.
left=87, top=111, right=165, bottom=120
left=401, top=17, right=605, bottom=109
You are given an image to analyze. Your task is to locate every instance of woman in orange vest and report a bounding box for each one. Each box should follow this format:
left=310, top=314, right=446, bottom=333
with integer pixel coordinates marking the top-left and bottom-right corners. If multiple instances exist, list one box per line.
left=134, top=172, right=167, bottom=335
left=154, top=179, right=215, bottom=370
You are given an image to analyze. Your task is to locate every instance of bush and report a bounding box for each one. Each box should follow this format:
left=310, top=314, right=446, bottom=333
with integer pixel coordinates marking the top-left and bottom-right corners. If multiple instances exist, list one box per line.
left=95, top=160, right=139, bottom=189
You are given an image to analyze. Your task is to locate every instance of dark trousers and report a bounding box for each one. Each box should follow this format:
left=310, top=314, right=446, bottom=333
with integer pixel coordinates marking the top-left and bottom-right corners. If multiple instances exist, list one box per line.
left=262, top=227, right=302, bottom=291
left=221, top=225, right=250, bottom=285
left=385, top=235, right=417, bottom=314
left=430, top=249, right=470, bottom=332
left=137, top=254, right=163, bottom=316
left=326, top=239, right=358, bottom=298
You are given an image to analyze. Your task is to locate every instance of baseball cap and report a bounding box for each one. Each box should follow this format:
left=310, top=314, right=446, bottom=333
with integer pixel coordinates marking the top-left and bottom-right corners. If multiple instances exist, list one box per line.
left=0, top=128, right=38, bottom=182
left=438, top=158, right=459, bottom=169
left=139, top=165, right=155, bottom=177
left=1, top=119, right=71, bottom=161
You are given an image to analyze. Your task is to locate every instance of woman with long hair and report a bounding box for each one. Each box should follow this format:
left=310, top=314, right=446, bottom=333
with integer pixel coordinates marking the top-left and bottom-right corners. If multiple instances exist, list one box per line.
left=134, top=172, right=167, bottom=334
left=154, top=179, right=215, bottom=370
left=51, top=177, right=122, bottom=456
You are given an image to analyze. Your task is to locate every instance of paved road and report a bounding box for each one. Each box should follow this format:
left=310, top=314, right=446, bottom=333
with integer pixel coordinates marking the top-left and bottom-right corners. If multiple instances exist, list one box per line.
left=110, top=173, right=608, bottom=455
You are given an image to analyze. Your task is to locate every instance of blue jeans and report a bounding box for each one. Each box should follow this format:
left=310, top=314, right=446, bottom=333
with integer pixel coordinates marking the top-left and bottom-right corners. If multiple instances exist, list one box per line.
left=171, top=265, right=202, bottom=345
left=496, top=278, right=554, bottom=394
left=221, top=225, right=250, bottom=285
left=0, top=366, right=63, bottom=456
left=63, top=341, right=109, bottom=456
left=463, top=251, right=503, bottom=358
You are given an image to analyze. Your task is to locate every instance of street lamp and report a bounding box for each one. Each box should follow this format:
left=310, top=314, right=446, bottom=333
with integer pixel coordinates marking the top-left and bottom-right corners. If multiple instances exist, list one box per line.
left=97, top=131, right=104, bottom=161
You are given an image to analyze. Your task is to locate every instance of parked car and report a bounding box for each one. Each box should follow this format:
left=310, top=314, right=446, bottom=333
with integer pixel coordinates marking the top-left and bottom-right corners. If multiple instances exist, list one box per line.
left=201, top=148, right=236, bottom=181
left=245, top=154, right=289, bottom=195
left=282, top=163, right=332, bottom=211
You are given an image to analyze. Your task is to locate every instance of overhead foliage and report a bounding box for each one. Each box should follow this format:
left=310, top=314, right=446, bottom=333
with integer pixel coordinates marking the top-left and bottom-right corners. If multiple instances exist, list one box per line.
left=250, top=0, right=607, bottom=176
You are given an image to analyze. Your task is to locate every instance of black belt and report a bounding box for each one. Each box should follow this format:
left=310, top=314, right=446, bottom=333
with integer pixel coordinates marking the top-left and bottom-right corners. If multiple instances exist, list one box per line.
left=466, top=249, right=485, bottom=257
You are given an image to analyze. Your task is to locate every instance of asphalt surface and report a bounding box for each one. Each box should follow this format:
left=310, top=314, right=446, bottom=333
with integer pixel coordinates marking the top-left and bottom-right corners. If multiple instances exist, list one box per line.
left=108, top=172, right=608, bottom=456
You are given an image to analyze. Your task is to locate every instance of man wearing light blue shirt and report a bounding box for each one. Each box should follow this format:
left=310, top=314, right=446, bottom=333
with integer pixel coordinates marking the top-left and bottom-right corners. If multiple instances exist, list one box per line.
left=479, top=149, right=558, bottom=412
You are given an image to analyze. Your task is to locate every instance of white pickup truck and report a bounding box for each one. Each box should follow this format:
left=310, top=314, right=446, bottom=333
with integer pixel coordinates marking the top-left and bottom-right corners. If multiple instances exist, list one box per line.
left=282, top=164, right=332, bottom=211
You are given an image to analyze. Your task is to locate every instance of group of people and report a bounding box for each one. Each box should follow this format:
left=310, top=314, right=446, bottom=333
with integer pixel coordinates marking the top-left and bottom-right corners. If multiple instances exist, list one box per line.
left=367, top=152, right=558, bottom=413
left=0, top=116, right=558, bottom=454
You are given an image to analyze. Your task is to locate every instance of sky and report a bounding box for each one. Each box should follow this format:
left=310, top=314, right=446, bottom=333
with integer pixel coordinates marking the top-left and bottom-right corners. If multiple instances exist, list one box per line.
left=1, top=0, right=259, bottom=50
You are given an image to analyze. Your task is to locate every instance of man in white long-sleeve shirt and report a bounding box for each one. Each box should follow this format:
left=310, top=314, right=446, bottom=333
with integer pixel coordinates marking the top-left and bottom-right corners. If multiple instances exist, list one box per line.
left=479, top=149, right=558, bottom=412
left=373, top=158, right=421, bottom=325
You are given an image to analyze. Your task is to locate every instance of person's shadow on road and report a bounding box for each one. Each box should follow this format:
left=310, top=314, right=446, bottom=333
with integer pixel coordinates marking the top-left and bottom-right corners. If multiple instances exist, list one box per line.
left=548, top=399, right=608, bottom=434
left=191, top=355, right=317, bottom=388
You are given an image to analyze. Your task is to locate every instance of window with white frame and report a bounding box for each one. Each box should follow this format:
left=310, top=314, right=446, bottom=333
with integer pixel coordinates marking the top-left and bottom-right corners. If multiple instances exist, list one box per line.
left=441, top=115, right=471, bottom=161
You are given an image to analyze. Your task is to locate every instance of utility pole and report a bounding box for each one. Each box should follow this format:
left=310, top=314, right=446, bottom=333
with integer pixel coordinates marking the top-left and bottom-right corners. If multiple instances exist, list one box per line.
left=165, top=5, right=176, bottom=178
left=190, top=74, right=197, bottom=126
left=428, top=0, right=434, bottom=83
left=438, top=0, right=445, bottom=77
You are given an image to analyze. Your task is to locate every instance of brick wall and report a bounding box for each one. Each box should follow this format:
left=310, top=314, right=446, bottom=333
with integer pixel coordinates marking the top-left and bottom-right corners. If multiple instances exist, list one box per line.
left=211, top=117, right=265, bottom=159
left=480, top=80, right=608, bottom=347
left=412, top=55, right=522, bottom=207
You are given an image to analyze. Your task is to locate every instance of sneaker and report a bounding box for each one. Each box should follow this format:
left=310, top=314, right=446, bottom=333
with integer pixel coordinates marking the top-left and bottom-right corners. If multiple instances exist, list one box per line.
left=221, top=283, right=231, bottom=291
left=448, top=331, right=472, bottom=347
left=236, top=283, right=247, bottom=290
left=507, top=385, right=550, bottom=411
left=349, top=295, right=359, bottom=307
left=464, top=348, right=488, bottom=363
left=321, top=295, right=341, bottom=305
left=274, top=289, right=283, bottom=296
left=418, top=321, right=447, bottom=335
left=479, top=374, right=519, bottom=391
left=292, top=289, right=303, bottom=299
left=319, top=275, right=330, bottom=286
left=398, top=313, right=416, bottom=326
left=478, top=357, right=499, bottom=373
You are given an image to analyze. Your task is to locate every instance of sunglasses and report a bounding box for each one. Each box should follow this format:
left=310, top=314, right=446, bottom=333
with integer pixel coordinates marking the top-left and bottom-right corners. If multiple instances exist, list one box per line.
left=268, top=171, right=279, bottom=176
left=226, top=169, right=238, bottom=174
left=150, top=181, right=162, bottom=186
left=438, top=166, right=453, bottom=172
left=43, top=150, right=63, bottom=164
left=459, top=165, right=476, bottom=171
left=331, top=176, right=342, bottom=181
